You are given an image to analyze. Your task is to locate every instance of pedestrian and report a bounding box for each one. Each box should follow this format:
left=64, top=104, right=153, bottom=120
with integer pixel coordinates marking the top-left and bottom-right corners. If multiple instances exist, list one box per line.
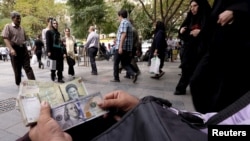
left=84, top=26, right=99, bottom=75
left=0, top=47, right=8, bottom=61
left=62, top=27, right=76, bottom=78
left=121, top=19, right=141, bottom=79
left=42, top=18, right=52, bottom=59
left=110, top=9, right=138, bottom=83
left=190, top=0, right=250, bottom=113
left=46, top=18, right=66, bottom=83
left=33, top=34, right=44, bottom=69
left=166, top=36, right=175, bottom=62
left=174, top=0, right=211, bottom=95
left=1, top=11, right=35, bottom=86
left=150, top=21, right=167, bottom=79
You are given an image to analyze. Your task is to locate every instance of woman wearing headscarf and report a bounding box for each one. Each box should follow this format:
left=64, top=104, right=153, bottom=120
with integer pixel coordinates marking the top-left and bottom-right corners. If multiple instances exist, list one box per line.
left=150, top=21, right=167, bottom=79
left=190, top=0, right=250, bottom=113
left=46, top=19, right=66, bottom=83
left=174, top=0, right=211, bottom=95
left=62, top=27, right=76, bottom=78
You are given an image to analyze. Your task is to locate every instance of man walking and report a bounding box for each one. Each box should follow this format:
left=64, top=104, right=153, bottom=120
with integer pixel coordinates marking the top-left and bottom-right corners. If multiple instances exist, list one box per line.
left=1, top=11, right=35, bottom=86
left=111, top=9, right=138, bottom=83
left=84, top=26, right=99, bottom=75
left=42, top=17, right=52, bottom=59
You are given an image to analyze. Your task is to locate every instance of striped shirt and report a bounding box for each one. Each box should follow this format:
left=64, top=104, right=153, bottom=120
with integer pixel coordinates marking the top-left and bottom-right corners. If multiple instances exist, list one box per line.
left=1, top=23, right=26, bottom=46
left=115, top=18, right=133, bottom=51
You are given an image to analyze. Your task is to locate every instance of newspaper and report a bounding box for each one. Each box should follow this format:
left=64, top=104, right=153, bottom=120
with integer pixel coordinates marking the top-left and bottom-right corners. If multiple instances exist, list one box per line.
left=17, top=77, right=106, bottom=128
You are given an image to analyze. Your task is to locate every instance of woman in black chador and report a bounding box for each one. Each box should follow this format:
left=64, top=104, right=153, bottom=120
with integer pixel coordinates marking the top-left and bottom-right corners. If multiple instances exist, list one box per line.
left=174, top=0, right=211, bottom=95
left=150, top=21, right=167, bottom=79
left=46, top=19, right=66, bottom=83
left=190, top=0, right=250, bottom=113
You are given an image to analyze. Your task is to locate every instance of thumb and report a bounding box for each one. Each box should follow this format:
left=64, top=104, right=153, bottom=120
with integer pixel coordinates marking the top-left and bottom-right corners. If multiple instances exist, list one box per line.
left=38, top=101, right=52, bottom=123
left=98, top=99, right=120, bottom=109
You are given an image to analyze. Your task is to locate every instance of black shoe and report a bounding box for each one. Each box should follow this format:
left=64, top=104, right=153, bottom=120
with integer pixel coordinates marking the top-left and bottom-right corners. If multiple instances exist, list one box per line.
left=91, top=72, right=98, bottom=75
left=51, top=76, right=55, bottom=81
left=124, top=75, right=131, bottom=79
left=110, top=79, right=120, bottom=82
left=133, top=73, right=138, bottom=83
left=119, top=68, right=122, bottom=74
left=174, top=90, right=186, bottom=95
left=151, top=74, right=160, bottom=79
left=58, top=80, right=65, bottom=83
left=158, top=71, right=165, bottom=78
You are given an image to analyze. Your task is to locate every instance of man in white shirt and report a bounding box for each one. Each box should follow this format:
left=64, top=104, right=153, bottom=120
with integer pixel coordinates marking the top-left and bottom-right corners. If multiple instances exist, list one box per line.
left=42, top=18, right=52, bottom=59
left=167, top=36, right=175, bottom=62
left=84, top=26, right=99, bottom=75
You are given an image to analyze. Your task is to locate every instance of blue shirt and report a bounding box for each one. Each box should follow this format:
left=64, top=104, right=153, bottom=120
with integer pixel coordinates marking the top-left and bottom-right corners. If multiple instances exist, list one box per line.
left=115, top=19, right=133, bottom=51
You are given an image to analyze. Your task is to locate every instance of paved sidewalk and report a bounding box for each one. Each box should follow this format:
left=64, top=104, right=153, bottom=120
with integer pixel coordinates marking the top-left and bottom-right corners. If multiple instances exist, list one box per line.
left=0, top=58, right=194, bottom=140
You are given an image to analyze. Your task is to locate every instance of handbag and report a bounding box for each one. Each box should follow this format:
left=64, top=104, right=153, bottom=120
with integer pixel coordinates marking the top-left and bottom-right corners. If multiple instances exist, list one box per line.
left=149, top=56, right=160, bottom=74
left=66, top=56, right=76, bottom=66
left=30, top=54, right=37, bottom=65
left=17, top=92, right=250, bottom=141
left=46, top=59, right=56, bottom=70
left=66, top=96, right=207, bottom=141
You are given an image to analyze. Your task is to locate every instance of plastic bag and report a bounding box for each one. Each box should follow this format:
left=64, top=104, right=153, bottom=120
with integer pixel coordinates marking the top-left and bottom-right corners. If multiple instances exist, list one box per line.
left=46, top=59, right=57, bottom=70
left=31, top=54, right=37, bottom=65
left=149, top=56, right=160, bottom=74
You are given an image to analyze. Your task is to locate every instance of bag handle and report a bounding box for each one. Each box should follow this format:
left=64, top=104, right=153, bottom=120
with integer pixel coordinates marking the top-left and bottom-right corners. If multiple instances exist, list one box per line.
left=205, top=90, right=250, bottom=125
left=140, top=96, right=172, bottom=107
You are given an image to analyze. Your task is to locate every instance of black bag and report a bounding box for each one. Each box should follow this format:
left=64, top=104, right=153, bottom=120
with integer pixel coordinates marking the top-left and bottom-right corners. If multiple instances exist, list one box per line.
left=67, top=96, right=207, bottom=141
left=66, top=56, right=75, bottom=66
left=18, top=92, right=250, bottom=141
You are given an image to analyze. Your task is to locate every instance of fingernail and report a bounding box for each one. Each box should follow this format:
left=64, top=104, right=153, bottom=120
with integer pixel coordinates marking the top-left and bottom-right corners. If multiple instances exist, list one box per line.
left=41, top=101, right=47, bottom=106
left=97, top=101, right=103, bottom=106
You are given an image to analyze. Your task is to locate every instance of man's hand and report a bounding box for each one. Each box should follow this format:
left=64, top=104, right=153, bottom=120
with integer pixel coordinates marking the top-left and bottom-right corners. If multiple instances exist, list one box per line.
left=99, top=90, right=139, bottom=113
left=118, top=48, right=123, bottom=54
left=10, top=48, right=16, bottom=56
left=29, top=101, right=72, bottom=141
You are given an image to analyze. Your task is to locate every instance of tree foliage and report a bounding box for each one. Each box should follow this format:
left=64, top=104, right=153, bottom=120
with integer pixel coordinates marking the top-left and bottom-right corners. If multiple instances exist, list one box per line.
left=136, top=0, right=189, bottom=37
left=13, top=0, right=66, bottom=38
left=138, top=0, right=215, bottom=38
left=0, top=0, right=66, bottom=43
left=66, top=0, right=108, bottom=39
